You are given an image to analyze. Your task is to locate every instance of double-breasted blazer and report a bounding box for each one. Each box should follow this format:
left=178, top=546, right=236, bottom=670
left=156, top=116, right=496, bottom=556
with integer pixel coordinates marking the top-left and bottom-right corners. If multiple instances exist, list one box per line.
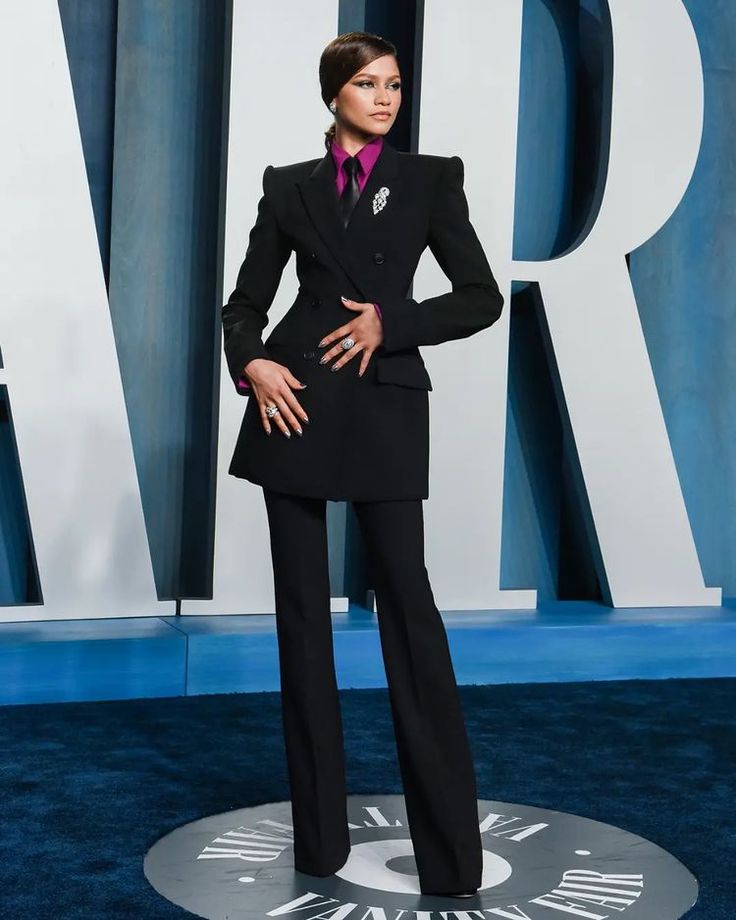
left=221, top=138, right=504, bottom=501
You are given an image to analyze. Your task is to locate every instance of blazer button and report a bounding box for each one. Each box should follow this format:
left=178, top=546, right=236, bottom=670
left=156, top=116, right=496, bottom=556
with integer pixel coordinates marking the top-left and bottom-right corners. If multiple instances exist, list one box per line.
left=302, top=350, right=315, bottom=361
left=309, top=252, right=317, bottom=260
left=311, top=297, right=321, bottom=308
left=373, top=252, right=385, bottom=264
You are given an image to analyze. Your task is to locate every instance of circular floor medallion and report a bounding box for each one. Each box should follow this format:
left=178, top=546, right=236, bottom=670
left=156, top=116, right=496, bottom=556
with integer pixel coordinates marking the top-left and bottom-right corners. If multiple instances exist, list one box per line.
left=144, top=794, right=698, bottom=919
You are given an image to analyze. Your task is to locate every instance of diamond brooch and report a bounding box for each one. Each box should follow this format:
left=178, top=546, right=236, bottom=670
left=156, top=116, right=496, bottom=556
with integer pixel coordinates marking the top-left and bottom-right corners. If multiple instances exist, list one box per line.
left=372, top=186, right=390, bottom=215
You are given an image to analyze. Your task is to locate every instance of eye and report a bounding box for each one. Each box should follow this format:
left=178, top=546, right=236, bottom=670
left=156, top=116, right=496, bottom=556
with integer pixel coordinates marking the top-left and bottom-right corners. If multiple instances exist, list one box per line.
left=356, top=80, right=402, bottom=90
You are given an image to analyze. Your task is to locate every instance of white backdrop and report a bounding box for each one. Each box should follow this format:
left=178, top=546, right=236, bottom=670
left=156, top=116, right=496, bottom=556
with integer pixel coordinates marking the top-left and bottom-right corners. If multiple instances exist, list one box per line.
left=0, top=0, right=721, bottom=621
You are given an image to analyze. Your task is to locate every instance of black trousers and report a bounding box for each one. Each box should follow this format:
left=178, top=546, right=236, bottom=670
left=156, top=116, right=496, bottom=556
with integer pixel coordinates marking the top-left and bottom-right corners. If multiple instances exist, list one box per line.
left=262, top=487, right=483, bottom=893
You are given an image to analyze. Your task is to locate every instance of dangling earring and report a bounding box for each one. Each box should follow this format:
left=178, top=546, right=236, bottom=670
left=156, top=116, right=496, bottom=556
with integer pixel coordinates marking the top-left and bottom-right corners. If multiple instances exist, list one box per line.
left=329, top=102, right=337, bottom=114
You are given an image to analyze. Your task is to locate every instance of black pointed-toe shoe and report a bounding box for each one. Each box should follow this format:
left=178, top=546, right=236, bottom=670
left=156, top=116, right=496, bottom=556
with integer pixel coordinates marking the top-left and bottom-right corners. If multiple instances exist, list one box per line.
left=424, top=890, right=478, bottom=898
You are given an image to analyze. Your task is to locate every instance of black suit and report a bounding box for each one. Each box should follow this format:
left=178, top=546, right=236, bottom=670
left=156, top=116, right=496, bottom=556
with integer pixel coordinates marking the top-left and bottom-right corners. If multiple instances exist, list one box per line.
left=222, top=139, right=503, bottom=501
left=221, top=139, right=502, bottom=893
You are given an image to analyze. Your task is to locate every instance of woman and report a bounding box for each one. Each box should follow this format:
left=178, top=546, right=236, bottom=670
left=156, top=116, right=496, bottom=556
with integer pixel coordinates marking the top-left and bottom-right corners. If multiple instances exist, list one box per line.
left=222, top=32, right=503, bottom=897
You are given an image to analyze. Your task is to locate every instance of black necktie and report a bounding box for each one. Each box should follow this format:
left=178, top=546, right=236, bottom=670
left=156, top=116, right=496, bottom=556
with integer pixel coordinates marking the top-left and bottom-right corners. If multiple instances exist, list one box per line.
left=339, top=156, right=361, bottom=228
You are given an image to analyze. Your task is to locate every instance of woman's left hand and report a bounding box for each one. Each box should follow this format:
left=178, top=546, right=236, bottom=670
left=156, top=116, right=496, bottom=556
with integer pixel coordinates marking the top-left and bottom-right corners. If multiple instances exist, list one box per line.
left=317, top=297, right=384, bottom=376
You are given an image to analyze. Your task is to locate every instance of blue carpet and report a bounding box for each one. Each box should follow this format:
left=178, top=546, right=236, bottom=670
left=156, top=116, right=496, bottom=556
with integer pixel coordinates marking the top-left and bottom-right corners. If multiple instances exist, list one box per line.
left=0, top=677, right=733, bottom=917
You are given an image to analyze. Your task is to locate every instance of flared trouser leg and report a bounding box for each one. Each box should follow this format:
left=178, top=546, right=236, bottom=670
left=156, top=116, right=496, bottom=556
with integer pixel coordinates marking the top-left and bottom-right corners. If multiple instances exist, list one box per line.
left=352, top=498, right=483, bottom=893
left=262, top=488, right=351, bottom=875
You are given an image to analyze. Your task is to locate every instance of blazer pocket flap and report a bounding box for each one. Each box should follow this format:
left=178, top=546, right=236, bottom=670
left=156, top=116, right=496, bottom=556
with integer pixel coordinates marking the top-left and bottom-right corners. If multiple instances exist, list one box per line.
left=375, top=355, right=433, bottom=390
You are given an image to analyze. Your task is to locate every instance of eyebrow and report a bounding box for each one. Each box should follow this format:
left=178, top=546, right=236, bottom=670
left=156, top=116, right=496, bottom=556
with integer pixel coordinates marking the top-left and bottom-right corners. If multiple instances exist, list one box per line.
left=354, top=72, right=401, bottom=79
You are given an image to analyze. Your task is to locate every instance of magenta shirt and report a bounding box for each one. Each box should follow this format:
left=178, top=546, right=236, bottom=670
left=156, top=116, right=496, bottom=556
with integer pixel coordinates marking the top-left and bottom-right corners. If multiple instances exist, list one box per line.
left=238, top=137, right=384, bottom=391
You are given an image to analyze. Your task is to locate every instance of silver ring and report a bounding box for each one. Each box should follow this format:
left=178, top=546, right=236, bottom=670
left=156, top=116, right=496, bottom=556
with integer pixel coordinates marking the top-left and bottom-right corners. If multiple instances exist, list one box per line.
left=265, top=405, right=280, bottom=418
left=340, top=337, right=355, bottom=350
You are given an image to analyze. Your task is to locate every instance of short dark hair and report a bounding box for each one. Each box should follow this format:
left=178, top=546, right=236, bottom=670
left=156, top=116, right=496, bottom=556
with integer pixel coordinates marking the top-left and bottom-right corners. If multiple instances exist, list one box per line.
left=319, top=31, right=399, bottom=149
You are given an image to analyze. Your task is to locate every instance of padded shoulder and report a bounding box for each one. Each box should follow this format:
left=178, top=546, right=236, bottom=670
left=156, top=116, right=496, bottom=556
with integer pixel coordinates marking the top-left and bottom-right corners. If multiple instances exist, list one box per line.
left=396, top=150, right=457, bottom=181
left=268, top=158, right=322, bottom=184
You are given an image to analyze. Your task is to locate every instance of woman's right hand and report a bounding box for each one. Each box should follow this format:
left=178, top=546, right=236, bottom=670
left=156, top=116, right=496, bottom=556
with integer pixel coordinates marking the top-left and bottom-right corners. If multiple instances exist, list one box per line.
left=243, top=358, right=310, bottom=438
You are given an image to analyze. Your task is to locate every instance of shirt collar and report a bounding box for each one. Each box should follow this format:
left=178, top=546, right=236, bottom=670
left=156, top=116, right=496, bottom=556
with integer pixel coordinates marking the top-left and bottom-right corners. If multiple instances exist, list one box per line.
left=330, top=134, right=384, bottom=177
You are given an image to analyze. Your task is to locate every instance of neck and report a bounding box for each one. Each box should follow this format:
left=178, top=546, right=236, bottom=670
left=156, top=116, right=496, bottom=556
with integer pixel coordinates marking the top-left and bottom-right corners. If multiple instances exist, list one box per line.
left=333, top=125, right=380, bottom=156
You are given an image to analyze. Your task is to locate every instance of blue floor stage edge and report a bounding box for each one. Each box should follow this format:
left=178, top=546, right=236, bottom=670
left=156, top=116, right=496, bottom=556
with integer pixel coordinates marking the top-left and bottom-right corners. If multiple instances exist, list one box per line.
left=1, top=598, right=735, bottom=706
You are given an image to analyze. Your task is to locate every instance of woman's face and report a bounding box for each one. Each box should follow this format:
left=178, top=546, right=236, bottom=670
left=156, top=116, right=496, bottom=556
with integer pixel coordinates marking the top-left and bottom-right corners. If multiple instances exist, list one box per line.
left=333, top=54, right=401, bottom=138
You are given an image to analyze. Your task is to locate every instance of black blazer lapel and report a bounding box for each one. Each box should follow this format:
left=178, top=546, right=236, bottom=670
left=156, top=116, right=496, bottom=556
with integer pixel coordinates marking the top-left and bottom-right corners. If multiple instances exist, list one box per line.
left=296, top=139, right=402, bottom=300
